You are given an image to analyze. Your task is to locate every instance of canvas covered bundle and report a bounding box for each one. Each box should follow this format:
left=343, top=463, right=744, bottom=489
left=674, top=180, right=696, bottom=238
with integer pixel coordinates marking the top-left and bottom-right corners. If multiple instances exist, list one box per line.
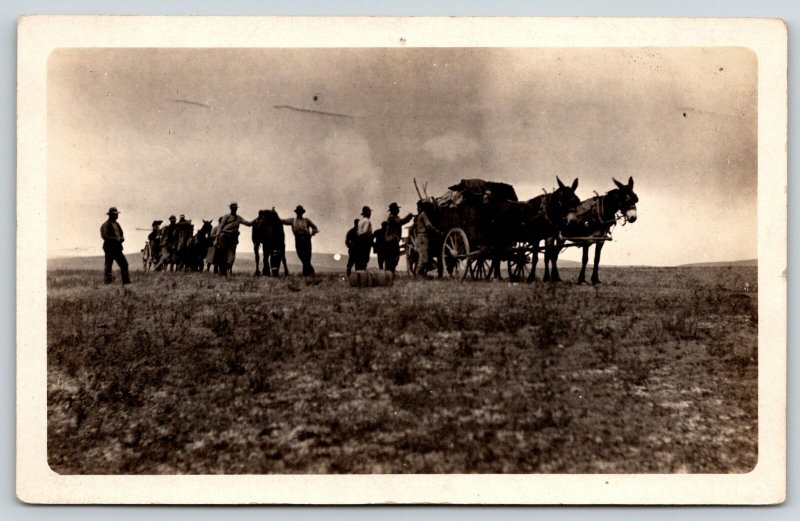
left=434, top=178, right=518, bottom=208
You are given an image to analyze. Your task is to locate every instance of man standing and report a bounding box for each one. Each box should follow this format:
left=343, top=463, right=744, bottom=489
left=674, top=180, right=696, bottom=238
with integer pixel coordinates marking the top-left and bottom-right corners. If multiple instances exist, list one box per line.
left=207, top=217, right=222, bottom=273
left=147, top=220, right=163, bottom=270
left=100, top=207, right=131, bottom=285
left=216, top=202, right=253, bottom=276
left=282, top=205, right=319, bottom=276
left=413, top=201, right=441, bottom=277
left=345, top=218, right=359, bottom=277
left=159, top=215, right=179, bottom=271
left=355, top=206, right=373, bottom=271
left=373, top=221, right=388, bottom=270
left=384, top=202, right=413, bottom=274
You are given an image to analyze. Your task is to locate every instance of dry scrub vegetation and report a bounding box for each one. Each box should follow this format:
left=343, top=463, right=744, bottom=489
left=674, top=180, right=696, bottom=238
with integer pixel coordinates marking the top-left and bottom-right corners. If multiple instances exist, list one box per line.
left=47, top=266, right=757, bottom=474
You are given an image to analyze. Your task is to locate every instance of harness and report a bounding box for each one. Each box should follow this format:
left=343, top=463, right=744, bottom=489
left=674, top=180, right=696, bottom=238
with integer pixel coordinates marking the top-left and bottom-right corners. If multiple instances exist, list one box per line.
left=591, top=192, right=628, bottom=227
left=535, top=192, right=556, bottom=226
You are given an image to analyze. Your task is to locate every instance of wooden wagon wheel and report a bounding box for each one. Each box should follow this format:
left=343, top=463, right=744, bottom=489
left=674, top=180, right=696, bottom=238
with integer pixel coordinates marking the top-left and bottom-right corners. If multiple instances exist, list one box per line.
left=442, top=228, right=469, bottom=279
left=469, top=255, right=492, bottom=280
left=507, top=241, right=533, bottom=282
left=405, top=229, right=419, bottom=276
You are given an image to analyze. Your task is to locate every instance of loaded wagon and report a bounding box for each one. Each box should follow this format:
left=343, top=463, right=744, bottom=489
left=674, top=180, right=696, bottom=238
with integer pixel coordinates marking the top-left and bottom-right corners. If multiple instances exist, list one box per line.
left=404, top=179, right=541, bottom=281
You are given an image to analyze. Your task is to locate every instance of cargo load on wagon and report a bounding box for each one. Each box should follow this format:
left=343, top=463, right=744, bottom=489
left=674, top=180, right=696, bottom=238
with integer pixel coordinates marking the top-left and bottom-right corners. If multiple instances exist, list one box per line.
left=433, top=179, right=518, bottom=208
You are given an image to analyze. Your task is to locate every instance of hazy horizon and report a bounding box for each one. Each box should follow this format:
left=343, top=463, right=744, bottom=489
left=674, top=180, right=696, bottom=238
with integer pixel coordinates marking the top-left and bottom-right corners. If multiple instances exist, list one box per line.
left=47, top=250, right=758, bottom=270
left=47, top=47, right=757, bottom=265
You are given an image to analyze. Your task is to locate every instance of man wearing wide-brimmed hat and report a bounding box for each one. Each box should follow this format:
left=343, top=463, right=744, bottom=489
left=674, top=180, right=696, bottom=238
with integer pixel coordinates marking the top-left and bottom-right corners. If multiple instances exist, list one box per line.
left=100, top=207, right=131, bottom=284
left=281, top=205, right=319, bottom=276
left=216, top=202, right=253, bottom=276
left=355, top=205, right=373, bottom=271
left=384, top=202, right=413, bottom=274
left=159, top=214, right=179, bottom=271
left=147, top=220, right=163, bottom=270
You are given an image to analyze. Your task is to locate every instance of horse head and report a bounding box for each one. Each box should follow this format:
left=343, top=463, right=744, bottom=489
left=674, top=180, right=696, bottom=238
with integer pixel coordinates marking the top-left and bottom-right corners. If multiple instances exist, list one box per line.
left=200, top=219, right=213, bottom=236
left=611, top=177, right=638, bottom=223
left=552, top=176, right=581, bottom=226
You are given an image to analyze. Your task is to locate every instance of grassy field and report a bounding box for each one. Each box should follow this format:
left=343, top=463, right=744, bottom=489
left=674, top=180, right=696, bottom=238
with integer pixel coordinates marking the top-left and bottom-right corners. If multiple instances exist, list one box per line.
left=47, top=265, right=758, bottom=474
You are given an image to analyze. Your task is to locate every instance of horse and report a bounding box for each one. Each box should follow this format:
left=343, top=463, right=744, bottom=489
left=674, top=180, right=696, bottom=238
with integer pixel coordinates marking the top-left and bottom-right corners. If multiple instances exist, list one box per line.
left=183, top=219, right=213, bottom=272
left=487, top=176, right=580, bottom=281
left=253, top=208, right=289, bottom=277
left=564, top=176, right=639, bottom=285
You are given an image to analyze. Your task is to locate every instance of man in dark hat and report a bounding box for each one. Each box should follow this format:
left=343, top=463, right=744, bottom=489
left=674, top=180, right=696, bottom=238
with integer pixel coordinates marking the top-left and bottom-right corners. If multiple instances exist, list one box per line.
left=159, top=215, right=179, bottom=271
left=355, top=205, right=373, bottom=271
left=345, top=218, right=359, bottom=277
left=281, top=205, right=319, bottom=276
left=216, top=202, right=253, bottom=276
left=384, top=202, right=413, bottom=274
left=100, top=207, right=131, bottom=285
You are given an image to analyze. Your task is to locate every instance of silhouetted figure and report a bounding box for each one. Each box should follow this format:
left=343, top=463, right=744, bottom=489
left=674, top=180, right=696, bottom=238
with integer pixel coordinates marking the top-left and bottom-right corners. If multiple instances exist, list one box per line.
left=100, top=207, right=131, bottom=285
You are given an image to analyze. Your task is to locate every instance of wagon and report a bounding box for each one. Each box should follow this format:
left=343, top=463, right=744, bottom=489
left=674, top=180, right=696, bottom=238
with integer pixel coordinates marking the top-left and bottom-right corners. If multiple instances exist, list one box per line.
left=404, top=179, right=544, bottom=281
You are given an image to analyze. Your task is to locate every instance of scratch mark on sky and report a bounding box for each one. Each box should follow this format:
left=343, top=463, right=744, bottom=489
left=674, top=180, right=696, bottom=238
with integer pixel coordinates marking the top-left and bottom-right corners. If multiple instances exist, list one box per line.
left=168, top=98, right=212, bottom=109
left=273, top=105, right=354, bottom=119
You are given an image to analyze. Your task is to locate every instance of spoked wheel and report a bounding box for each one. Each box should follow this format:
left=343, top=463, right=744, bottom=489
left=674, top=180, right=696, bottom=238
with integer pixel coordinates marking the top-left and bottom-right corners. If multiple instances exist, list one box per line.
left=507, top=241, right=533, bottom=282
left=405, top=229, right=419, bottom=276
left=442, top=228, right=469, bottom=279
left=467, top=254, right=492, bottom=280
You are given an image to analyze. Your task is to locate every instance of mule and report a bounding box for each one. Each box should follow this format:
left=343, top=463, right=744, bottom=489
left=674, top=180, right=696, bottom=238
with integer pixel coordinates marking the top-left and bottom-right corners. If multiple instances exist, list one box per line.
left=487, top=176, right=580, bottom=281
left=253, top=208, right=289, bottom=277
left=566, top=177, right=639, bottom=285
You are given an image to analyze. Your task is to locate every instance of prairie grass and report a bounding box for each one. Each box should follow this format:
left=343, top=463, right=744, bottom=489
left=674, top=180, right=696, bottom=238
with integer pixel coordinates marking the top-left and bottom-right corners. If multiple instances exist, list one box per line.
left=47, top=266, right=757, bottom=474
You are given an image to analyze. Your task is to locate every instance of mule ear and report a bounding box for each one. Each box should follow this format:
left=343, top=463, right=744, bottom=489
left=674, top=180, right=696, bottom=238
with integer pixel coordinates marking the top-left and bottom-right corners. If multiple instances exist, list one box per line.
left=571, top=178, right=579, bottom=191
left=628, top=176, right=634, bottom=189
left=556, top=176, right=566, bottom=189
left=613, top=177, right=625, bottom=189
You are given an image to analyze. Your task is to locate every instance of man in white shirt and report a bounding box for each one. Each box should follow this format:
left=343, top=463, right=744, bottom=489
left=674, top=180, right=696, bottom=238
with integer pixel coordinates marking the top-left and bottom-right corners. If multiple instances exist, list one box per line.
left=355, top=206, right=373, bottom=270
left=282, top=205, right=319, bottom=276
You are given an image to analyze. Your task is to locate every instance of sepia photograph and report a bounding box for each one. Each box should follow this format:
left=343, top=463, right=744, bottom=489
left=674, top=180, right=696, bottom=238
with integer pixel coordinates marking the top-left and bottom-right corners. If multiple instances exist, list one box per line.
left=17, top=16, right=786, bottom=504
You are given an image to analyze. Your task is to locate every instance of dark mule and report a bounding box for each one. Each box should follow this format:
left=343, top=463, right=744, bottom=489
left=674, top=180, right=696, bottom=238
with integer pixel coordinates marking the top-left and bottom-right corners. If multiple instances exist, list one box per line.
left=487, top=176, right=580, bottom=281
left=566, top=177, right=638, bottom=285
left=253, top=208, right=289, bottom=277
left=184, top=219, right=213, bottom=272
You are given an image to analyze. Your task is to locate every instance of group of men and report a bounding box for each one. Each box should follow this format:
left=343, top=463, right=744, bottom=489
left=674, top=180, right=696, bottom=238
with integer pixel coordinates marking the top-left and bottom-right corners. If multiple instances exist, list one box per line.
left=103, top=199, right=444, bottom=285
left=145, top=213, right=194, bottom=273
left=102, top=203, right=321, bottom=284
left=345, top=201, right=428, bottom=276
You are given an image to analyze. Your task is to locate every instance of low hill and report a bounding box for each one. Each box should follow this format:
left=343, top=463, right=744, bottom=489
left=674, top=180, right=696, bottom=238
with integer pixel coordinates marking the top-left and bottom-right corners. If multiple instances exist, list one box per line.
left=678, top=259, right=757, bottom=268
left=47, top=251, right=351, bottom=274
left=46, top=253, right=757, bottom=272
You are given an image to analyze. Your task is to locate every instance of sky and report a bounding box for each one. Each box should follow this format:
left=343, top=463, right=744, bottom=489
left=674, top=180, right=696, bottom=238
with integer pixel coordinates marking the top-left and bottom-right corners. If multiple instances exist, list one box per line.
left=47, top=47, right=757, bottom=265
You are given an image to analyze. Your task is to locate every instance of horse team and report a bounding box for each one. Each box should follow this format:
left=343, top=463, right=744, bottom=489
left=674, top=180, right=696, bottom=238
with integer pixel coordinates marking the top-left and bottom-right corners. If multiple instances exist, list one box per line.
left=413, top=176, right=638, bottom=285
